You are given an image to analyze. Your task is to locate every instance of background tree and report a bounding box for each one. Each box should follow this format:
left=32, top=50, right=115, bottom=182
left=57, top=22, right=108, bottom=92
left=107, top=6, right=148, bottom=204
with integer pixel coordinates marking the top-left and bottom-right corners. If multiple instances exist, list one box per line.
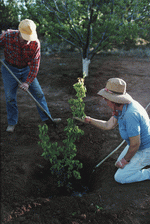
left=35, top=0, right=150, bottom=76
left=1, top=0, right=150, bottom=76
left=0, top=0, right=19, bottom=32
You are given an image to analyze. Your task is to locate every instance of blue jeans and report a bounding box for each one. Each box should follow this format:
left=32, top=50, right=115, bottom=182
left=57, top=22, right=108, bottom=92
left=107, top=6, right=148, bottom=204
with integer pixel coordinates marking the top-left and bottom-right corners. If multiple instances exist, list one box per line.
left=114, top=145, right=150, bottom=184
left=1, top=60, right=52, bottom=125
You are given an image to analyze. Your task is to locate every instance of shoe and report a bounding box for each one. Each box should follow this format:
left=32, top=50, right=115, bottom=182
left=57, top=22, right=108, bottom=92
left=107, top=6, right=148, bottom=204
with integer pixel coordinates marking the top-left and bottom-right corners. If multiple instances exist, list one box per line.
left=6, top=125, right=15, bottom=132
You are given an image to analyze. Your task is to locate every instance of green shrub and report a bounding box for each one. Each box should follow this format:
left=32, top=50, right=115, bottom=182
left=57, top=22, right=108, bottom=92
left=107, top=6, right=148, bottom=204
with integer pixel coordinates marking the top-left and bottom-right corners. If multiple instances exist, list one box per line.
left=38, top=77, right=86, bottom=188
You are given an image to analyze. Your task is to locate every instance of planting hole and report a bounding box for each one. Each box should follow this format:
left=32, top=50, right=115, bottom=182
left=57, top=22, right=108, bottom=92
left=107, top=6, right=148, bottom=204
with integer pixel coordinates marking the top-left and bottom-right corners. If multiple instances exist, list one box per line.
left=25, top=156, right=95, bottom=198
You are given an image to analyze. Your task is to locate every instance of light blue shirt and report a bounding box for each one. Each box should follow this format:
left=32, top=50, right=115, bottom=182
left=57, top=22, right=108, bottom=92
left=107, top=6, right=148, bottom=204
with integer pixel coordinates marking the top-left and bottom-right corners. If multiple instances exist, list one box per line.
left=114, top=100, right=150, bottom=150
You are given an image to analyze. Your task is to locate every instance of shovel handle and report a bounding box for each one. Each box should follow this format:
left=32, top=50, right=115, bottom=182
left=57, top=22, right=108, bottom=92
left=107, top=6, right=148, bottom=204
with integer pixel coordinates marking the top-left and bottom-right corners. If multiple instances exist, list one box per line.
left=95, top=140, right=125, bottom=169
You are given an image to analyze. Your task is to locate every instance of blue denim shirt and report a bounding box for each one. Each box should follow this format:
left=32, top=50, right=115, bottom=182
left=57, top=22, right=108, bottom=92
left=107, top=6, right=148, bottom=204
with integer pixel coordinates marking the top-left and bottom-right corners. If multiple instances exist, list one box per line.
left=114, top=100, right=150, bottom=150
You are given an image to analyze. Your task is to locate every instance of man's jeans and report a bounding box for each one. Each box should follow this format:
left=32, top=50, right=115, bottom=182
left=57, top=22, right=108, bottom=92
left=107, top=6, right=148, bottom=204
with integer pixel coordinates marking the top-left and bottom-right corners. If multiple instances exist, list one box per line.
left=1, top=60, right=52, bottom=125
left=114, top=145, right=150, bottom=184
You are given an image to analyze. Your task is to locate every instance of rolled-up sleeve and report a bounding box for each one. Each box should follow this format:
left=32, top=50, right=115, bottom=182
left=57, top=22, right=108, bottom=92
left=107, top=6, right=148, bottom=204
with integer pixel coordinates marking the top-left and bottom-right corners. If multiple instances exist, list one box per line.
left=26, top=41, right=41, bottom=84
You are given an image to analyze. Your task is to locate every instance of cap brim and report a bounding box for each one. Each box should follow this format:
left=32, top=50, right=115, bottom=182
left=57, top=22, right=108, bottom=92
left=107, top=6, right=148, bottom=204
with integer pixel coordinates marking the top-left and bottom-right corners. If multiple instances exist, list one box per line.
left=21, top=32, right=38, bottom=41
left=97, top=88, right=133, bottom=104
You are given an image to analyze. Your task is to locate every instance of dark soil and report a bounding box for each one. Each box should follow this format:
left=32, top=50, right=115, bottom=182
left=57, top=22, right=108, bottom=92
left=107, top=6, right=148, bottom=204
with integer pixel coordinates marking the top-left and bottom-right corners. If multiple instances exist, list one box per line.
left=1, top=52, right=150, bottom=224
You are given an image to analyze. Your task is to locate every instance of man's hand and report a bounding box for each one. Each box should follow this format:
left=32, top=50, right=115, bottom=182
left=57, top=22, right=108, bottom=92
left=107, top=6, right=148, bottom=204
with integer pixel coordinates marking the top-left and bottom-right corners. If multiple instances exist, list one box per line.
left=115, top=158, right=129, bottom=169
left=20, top=82, right=29, bottom=92
left=74, top=116, right=91, bottom=123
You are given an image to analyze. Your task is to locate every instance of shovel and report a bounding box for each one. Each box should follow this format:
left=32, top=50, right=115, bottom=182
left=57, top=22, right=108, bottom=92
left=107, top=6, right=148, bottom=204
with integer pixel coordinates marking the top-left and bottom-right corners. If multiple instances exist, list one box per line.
left=0, top=59, right=56, bottom=126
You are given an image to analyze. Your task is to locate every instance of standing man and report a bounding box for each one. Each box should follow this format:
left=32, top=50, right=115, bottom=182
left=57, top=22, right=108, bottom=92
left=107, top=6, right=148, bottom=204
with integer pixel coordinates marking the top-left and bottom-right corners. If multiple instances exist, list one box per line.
left=0, top=19, right=61, bottom=132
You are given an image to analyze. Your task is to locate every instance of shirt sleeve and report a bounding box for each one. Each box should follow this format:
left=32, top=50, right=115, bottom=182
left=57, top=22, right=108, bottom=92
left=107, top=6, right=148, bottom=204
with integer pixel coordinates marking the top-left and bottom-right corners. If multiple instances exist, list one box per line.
left=25, top=41, right=41, bottom=84
left=125, top=112, right=141, bottom=137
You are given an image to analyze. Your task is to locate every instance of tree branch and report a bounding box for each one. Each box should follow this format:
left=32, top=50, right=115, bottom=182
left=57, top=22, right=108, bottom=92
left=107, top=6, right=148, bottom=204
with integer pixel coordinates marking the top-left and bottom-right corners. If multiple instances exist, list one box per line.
left=83, top=1, right=94, bottom=58
left=55, top=32, right=81, bottom=54
left=67, top=11, right=85, bottom=47
left=89, top=28, right=109, bottom=60
left=41, top=0, right=85, bottom=48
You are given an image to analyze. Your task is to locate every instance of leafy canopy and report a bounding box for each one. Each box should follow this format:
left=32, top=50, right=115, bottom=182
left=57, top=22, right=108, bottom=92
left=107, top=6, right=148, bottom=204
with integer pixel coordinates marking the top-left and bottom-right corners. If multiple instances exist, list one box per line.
left=34, top=0, right=150, bottom=58
left=2, top=0, right=150, bottom=57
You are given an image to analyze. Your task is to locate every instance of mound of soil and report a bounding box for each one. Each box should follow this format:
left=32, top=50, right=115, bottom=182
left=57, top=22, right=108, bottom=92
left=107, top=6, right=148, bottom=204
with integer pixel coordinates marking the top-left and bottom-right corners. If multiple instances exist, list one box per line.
left=1, top=52, right=150, bottom=224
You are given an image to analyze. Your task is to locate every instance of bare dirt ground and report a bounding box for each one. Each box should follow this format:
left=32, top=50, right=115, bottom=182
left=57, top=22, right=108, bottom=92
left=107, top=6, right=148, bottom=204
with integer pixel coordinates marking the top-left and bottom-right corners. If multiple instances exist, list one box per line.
left=1, top=53, right=150, bottom=224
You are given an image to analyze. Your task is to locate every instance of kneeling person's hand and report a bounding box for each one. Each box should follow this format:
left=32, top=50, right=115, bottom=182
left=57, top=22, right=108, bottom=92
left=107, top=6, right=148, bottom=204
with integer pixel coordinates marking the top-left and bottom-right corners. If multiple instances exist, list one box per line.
left=115, top=158, right=129, bottom=169
left=74, top=116, right=91, bottom=124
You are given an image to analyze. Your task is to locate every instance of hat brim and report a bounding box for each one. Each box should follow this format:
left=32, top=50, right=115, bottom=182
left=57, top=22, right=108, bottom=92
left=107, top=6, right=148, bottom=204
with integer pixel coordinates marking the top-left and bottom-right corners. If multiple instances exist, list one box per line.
left=20, top=31, right=38, bottom=41
left=97, top=88, right=133, bottom=104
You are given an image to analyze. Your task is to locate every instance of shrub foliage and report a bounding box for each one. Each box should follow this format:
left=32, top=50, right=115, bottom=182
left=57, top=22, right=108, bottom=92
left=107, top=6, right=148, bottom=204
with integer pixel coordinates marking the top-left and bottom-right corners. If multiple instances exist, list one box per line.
left=38, top=77, right=86, bottom=188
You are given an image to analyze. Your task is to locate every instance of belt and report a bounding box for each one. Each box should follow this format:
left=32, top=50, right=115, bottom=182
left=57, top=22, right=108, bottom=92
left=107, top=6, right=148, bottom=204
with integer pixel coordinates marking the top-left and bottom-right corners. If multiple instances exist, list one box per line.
left=5, top=60, right=27, bottom=69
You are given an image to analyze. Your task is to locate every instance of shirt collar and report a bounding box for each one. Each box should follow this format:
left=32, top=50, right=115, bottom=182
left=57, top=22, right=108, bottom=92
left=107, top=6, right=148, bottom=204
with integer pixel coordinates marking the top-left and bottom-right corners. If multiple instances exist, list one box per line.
left=117, top=104, right=128, bottom=118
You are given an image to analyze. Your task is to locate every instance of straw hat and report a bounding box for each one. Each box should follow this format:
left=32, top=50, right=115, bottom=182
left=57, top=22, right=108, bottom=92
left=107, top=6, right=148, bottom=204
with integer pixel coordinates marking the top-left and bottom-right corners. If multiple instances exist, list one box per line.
left=97, top=78, right=133, bottom=104
left=19, top=19, right=38, bottom=41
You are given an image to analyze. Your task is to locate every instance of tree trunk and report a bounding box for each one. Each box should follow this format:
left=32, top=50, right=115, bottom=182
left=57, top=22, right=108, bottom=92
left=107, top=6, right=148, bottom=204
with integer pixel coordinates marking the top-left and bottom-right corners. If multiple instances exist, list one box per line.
left=82, top=58, right=91, bottom=77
